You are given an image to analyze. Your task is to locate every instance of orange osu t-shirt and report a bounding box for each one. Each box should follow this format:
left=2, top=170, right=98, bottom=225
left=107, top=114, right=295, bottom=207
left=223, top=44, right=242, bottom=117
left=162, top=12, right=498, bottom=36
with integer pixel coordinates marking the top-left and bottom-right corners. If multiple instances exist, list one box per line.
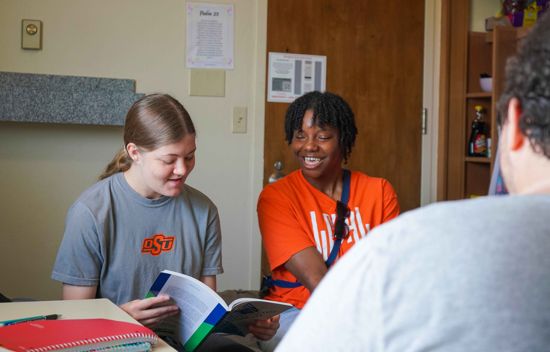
left=257, top=170, right=400, bottom=308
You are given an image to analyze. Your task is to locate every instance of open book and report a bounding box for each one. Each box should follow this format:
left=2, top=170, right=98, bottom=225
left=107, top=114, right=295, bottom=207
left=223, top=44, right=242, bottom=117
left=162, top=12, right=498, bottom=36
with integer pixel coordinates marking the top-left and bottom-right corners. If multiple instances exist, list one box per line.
left=146, top=270, right=292, bottom=351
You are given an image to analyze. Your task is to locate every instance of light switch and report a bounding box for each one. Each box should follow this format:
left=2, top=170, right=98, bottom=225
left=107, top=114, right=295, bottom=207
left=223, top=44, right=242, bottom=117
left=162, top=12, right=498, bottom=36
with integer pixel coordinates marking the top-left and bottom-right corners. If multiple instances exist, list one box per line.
left=189, top=69, right=225, bottom=97
left=21, top=19, right=42, bottom=50
left=232, top=107, right=247, bottom=133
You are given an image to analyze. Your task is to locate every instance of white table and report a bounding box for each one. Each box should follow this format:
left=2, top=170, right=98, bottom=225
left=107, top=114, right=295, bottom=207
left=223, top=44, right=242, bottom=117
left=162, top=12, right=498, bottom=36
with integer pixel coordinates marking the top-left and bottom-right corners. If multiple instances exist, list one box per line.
left=0, top=298, right=175, bottom=351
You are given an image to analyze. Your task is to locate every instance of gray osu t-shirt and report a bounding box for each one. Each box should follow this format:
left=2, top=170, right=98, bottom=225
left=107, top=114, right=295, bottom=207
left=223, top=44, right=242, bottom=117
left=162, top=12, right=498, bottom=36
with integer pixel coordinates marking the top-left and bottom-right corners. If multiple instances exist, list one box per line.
left=52, top=172, right=223, bottom=305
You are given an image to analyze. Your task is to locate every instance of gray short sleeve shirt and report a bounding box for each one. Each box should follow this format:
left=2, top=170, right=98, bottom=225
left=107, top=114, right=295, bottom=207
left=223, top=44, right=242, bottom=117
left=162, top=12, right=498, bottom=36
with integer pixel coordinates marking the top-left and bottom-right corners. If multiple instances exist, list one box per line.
left=51, top=172, right=223, bottom=305
left=278, top=195, right=550, bottom=352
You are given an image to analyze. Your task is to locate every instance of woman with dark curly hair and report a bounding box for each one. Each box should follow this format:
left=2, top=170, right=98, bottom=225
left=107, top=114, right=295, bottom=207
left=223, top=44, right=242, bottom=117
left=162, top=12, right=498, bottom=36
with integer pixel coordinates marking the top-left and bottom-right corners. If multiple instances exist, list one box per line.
left=257, top=91, right=400, bottom=351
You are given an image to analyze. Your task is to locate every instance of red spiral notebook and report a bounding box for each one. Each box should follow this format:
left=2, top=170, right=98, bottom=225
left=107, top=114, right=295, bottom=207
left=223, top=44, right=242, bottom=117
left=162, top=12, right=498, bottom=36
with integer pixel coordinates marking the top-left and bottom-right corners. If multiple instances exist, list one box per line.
left=0, top=318, right=158, bottom=351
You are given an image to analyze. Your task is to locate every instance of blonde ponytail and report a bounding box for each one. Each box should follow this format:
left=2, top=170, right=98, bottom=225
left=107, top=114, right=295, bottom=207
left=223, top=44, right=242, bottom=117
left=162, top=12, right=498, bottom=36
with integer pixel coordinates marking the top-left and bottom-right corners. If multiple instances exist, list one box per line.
left=99, top=148, right=132, bottom=180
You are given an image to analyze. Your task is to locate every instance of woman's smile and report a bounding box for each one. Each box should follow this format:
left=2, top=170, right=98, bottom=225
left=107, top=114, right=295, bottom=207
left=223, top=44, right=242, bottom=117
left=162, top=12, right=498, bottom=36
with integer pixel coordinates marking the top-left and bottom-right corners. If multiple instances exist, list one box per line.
left=302, top=156, right=323, bottom=168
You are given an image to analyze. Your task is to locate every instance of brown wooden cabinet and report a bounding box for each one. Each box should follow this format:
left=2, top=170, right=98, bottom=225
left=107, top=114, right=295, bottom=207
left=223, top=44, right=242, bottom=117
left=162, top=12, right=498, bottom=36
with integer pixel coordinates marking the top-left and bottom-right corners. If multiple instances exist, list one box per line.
left=442, top=25, right=523, bottom=200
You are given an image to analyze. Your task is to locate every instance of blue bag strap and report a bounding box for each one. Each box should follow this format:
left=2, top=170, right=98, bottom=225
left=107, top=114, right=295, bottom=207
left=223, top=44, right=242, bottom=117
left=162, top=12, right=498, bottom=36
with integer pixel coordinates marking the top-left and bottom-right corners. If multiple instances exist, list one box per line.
left=324, top=169, right=351, bottom=268
left=340, top=169, right=351, bottom=205
left=324, top=240, right=342, bottom=268
left=263, top=169, right=352, bottom=290
left=262, top=275, right=302, bottom=289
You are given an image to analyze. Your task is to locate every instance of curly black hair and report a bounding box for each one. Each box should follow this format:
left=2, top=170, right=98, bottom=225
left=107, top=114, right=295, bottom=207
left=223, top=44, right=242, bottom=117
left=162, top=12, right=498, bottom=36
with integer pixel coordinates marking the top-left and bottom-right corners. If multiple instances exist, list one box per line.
left=498, top=12, right=550, bottom=159
left=284, top=91, right=358, bottom=162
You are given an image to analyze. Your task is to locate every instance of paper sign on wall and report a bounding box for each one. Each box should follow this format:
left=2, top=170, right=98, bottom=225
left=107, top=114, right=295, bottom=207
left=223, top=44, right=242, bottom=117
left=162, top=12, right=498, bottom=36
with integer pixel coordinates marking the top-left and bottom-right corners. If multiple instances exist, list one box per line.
left=267, top=52, right=326, bottom=103
left=186, top=2, right=234, bottom=69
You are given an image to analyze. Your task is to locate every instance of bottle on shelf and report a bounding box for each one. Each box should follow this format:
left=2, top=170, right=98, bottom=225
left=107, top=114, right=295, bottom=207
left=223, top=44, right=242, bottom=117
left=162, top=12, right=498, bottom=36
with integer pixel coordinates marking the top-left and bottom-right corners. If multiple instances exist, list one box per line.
left=468, top=105, right=489, bottom=157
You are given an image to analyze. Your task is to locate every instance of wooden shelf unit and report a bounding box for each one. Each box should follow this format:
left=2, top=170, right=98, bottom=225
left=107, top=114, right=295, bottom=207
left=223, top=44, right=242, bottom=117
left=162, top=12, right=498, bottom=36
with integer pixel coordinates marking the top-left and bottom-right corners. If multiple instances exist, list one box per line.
left=465, top=27, right=518, bottom=198
left=464, top=30, right=492, bottom=198
left=465, top=92, right=492, bottom=98
left=464, top=156, right=491, bottom=163
left=444, top=25, right=520, bottom=200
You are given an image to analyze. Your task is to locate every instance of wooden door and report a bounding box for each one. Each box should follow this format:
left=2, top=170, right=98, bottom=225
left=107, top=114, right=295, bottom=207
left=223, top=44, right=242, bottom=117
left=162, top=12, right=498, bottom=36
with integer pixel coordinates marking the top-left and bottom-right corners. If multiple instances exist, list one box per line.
left=262, top=0, right=425, bottom=275
left=264, top=0, right=425, bottom=208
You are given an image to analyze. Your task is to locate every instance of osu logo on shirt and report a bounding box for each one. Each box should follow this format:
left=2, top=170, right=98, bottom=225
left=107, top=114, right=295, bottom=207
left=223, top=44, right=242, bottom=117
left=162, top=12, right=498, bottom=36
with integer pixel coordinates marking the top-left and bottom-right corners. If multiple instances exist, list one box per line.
left=141, top=234, right=175, bottom=256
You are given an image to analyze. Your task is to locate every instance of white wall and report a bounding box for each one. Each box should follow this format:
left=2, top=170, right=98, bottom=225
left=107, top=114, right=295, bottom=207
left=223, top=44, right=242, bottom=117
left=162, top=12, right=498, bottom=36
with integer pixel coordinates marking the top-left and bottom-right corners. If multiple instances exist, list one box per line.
left=0, top=0, right=267, bottom=299
left=471, top=0, right=502, bottom=31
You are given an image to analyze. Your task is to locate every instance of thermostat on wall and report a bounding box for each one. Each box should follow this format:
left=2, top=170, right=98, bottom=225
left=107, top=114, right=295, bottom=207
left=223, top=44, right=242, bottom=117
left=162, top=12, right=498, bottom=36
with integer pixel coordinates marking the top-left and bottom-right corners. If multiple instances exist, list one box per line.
left=21, top=19, right=42, bottom=50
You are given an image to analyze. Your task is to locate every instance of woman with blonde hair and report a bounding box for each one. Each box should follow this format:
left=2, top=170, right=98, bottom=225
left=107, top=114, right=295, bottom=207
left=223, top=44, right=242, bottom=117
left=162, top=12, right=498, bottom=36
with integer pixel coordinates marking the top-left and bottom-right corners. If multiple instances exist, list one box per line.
left=52, top=94, right=278, bottom=350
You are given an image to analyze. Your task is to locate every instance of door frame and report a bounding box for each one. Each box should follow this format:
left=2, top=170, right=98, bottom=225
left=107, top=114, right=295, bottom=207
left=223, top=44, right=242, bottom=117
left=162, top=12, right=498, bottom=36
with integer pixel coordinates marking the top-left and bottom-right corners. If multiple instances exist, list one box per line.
left=436, top=0, right=469, bottom=200
left=249, top=0, right=269, bottom=289
left=421, top=0, right=442, bottom=205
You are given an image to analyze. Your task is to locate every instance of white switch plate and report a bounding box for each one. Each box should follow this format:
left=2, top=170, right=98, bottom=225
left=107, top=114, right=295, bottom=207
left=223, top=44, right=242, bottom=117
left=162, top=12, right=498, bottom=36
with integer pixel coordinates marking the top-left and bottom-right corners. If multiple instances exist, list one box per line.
left=232, top=107, right=247, bottom=133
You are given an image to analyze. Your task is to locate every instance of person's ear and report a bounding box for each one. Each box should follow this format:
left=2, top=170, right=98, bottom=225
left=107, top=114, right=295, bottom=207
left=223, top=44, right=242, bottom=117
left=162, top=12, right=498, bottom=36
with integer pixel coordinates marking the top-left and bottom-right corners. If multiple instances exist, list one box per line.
left=126, top=143, right=141, bottom=162
left=505, top=97, right=525, bottom=151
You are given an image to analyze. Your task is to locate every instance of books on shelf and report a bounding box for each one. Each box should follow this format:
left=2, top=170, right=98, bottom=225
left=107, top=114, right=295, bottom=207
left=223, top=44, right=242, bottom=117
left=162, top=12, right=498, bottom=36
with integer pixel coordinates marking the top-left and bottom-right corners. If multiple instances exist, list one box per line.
left=147, top=270, right=293, bottom=351
left=0, top=318, right=157, bottom=351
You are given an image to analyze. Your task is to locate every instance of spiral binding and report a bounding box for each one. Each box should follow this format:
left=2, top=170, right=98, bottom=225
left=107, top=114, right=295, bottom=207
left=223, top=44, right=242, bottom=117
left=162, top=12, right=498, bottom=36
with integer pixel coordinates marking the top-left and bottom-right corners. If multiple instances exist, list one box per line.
left=28, top=332, right=158, bottom=352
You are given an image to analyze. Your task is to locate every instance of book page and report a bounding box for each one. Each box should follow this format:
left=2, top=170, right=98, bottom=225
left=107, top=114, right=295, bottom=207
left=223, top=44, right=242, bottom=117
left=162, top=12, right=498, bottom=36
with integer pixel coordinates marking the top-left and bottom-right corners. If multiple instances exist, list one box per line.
left=149, top=270, right=229, bottom=349
left=214, top=298, right=292, bottom=336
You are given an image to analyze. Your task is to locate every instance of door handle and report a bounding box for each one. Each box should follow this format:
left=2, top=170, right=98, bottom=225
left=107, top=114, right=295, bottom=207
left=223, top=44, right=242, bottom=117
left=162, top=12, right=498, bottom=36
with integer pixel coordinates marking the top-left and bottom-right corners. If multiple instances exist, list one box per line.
left=268, top=161, right=285, bottom=183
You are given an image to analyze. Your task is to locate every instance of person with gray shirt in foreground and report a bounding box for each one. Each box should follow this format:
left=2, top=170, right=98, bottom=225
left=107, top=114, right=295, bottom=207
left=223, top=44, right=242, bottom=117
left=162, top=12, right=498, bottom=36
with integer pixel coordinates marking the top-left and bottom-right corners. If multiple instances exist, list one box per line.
left=277, top=11, right=550, bottom=352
